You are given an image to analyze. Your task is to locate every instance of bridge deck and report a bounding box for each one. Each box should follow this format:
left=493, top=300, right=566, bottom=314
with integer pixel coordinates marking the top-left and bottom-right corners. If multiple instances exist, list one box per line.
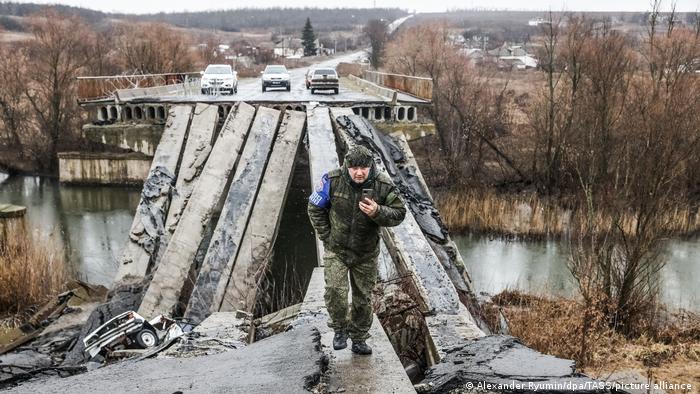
left=94, top=77, right=429, bottom=106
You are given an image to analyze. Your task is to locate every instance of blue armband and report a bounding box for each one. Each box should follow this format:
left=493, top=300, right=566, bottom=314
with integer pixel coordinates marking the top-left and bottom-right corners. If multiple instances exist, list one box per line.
left=309, top=173, right=331, bottom=208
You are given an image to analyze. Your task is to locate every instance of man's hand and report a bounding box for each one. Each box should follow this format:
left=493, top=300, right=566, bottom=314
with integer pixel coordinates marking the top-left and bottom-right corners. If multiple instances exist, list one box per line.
left=359, top=198, right=379, bottom=218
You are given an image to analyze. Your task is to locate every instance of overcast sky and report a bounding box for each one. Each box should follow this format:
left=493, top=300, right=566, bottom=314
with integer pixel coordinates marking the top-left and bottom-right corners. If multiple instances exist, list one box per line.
left=12, top=0, right=700, bottom=14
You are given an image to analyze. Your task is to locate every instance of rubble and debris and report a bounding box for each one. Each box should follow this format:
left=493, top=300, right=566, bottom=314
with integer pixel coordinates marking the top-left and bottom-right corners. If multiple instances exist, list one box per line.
left=62, top=278, right=149, bottom=366
left=6, top=325, right=327, bottom=394
left=0, top=281, right=107, bottom=357
left=159, top=312, right=249, bottom=358
left=250, top=304, right=300, bottom=341
left=81, top=311, right=192, bottom=360
left=373, top=282, right=430, bottom=382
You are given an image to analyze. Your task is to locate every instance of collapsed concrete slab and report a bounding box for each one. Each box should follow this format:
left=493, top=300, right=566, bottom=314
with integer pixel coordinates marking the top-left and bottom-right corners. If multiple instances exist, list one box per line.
left=138, top=103, right=256, bottom=318
left=9, top=325, right=327, bottom=394
left=161, top=103, right=218, bottom=255
left=184, top=106, right=282, bottom=322
left=217, top=110, right=307, bottom=315
left=389, top=132, right=477, bottom=292
left=305, top=104, right=339, bottom=265
left=115, top=105, right=193, bottom=281
left=416, top=335, right=610, bottom=394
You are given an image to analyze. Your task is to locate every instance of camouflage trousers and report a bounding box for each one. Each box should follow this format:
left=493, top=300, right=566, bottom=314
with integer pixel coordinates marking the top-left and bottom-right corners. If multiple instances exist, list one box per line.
left=323, top=249, right=378, bottom=341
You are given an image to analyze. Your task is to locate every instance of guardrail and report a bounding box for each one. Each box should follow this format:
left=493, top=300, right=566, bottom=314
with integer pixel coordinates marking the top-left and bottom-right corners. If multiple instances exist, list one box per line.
left=348, top=74, right=398, bottom=105
left=77, top=72, right=201, bottom=103
left=361, top=71, right=433, bottom=101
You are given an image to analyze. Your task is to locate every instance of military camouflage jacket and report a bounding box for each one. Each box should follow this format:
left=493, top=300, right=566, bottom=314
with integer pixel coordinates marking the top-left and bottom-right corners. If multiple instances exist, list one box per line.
left=307, top=163, right=406, bottom=259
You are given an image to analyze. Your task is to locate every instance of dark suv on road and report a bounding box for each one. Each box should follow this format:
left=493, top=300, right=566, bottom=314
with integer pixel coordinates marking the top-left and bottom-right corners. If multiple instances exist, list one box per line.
left=261, top=65, right=291, bottom=92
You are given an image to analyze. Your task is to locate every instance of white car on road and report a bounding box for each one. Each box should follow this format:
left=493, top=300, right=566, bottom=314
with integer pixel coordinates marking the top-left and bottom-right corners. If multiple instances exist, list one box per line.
left=201, top=64, right=238, bottom=95
left=261, top=65, right=291, bottom=92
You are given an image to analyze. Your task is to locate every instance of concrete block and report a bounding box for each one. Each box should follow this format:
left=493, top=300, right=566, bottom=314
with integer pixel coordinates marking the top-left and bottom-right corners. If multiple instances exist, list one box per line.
left=114, top=105, right=193, bottom=282
left=305, top=105, right=340, bottom=266
left=184, top=106, right=282, bottom=322
left=0, top=204, right=27, bottom=244
left=161, top=103, right=218, bottom=259
left=217, top=110, right=306, bottom=315
left=57, top=152, right=151, bottom=186
left=137, top=103, right=256, bottom=318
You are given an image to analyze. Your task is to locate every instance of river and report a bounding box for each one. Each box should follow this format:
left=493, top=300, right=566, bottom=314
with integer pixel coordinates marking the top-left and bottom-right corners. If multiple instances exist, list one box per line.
left=0, top=176, right=139, bottom=286
left=453, top=234, right=699, bottom=312
left=1, top=175, right=697, bottom=312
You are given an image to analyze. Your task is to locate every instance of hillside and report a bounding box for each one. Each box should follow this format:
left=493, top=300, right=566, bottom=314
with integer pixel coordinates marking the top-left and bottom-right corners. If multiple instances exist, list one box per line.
left=0, top=3, right=407, bottom=32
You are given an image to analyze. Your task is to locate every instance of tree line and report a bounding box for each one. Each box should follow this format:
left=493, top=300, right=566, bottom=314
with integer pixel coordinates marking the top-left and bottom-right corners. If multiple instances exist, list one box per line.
left=0, top=11, right=199, bottom=173
left=0, top=3, right=406, bottom=33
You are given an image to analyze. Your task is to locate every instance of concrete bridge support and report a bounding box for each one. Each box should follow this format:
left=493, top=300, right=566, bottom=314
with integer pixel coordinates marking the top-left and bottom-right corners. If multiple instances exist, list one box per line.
left=115, top=105, right=193, bottom=282
left=138, top=103, right=256, bottom=318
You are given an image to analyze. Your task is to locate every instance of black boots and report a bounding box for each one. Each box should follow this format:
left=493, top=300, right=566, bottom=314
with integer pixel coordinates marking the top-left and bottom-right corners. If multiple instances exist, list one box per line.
left=333, top=331, right=348, bottom=350
left=334, top=332, right=372, bottom=355
left=351, top=340, right=372, bottom=355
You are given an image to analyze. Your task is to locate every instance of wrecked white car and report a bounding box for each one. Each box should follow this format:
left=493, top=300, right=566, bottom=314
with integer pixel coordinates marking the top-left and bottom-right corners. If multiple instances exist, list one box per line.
left=83, top=311, right=196, bottom=361
left=83, top=311, right=160, bottom=359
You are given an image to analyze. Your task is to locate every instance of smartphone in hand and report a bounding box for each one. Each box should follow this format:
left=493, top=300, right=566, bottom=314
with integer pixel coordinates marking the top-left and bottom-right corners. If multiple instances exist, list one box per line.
left=362, top=188, right=375, bottom=201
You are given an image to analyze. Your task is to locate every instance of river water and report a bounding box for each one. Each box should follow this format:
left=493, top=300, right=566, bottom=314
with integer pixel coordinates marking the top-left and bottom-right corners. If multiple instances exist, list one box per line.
left=453, top=234, right=700, bottom=312
left=0, top=176, right=139, bottom=286
left=1, top=175, right=697, bottom=312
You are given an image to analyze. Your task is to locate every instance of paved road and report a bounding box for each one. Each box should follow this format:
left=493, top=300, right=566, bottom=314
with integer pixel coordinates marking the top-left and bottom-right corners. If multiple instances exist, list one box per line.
left=192, top=51, right=380, bottom=103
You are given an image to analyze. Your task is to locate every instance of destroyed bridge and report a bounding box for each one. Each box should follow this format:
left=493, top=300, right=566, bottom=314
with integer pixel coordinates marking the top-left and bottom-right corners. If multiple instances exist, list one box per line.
left=12, top=58, right=612, bottom=393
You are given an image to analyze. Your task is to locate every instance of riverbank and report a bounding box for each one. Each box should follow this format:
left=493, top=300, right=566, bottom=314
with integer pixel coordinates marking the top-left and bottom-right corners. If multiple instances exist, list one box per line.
left=487, top=290, right=700, bottom=393
left=435, top=188, right=700, bottom=240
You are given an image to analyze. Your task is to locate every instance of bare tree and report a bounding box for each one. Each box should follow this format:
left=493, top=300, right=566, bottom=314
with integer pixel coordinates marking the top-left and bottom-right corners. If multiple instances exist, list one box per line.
left=385, top=23, right=517, bottom=184
left=24, top=11, right=91, bottom=171
left=565, top=5, right=700, bottom=337
left=0, top=44, right=29, bottom=159
left=115, top=22, right=196, bottom=74
left=364, top=19, right=387, bottom=69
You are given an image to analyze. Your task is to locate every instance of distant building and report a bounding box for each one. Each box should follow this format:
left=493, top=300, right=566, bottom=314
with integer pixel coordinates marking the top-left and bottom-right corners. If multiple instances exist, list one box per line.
left=274, top=37, right=322, bottom=58
left=488, top=44, right=538, bottom=69
left=528, top=18, right=550, bottom=27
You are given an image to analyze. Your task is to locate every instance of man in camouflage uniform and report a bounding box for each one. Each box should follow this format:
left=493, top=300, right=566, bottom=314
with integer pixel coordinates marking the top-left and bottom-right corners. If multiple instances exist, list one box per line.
left=307, top=145, right=406, bottom=355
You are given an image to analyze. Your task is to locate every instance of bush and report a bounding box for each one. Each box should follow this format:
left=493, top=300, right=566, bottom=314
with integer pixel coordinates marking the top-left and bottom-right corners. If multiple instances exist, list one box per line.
left=0, top=230, right=67, bottom=317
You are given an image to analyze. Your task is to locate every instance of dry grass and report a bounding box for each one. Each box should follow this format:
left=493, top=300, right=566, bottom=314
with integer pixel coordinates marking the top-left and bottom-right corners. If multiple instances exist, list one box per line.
left=0, top=229, right=67, bottom=319
left=436, top=188, right=700, bottom=239
left=491, top=290, right=700, bottom=393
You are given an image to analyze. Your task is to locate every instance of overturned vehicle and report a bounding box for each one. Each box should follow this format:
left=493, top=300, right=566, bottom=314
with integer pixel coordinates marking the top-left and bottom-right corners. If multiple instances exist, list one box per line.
left=83, top=311, right=193, bottom=359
